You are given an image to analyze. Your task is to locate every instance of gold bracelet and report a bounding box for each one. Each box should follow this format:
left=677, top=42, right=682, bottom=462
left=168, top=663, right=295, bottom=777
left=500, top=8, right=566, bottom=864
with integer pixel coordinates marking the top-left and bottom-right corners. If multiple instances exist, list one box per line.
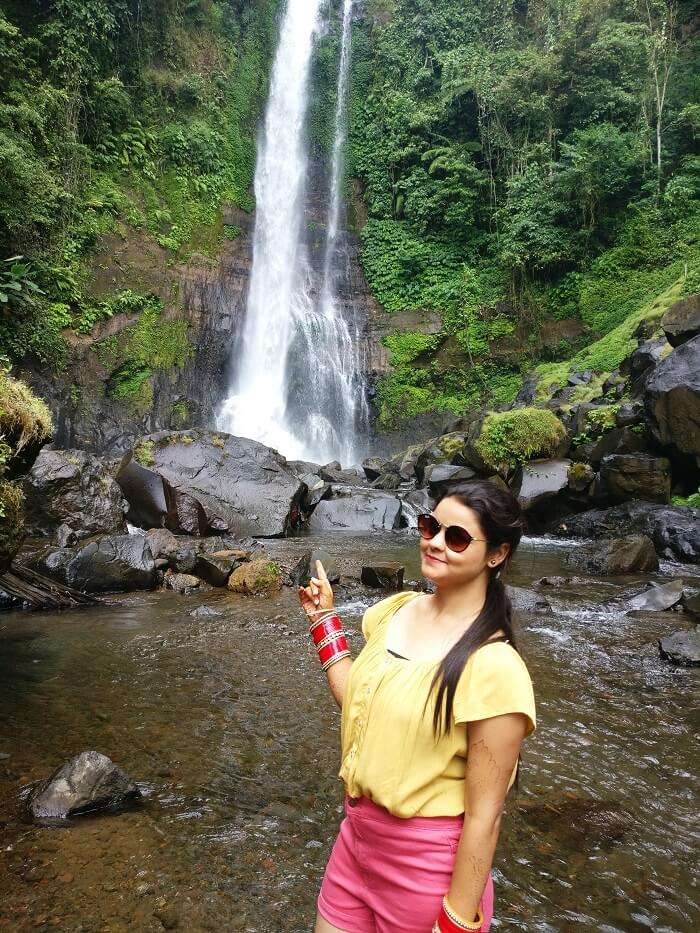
left=443, top=895, right=484, bottom=931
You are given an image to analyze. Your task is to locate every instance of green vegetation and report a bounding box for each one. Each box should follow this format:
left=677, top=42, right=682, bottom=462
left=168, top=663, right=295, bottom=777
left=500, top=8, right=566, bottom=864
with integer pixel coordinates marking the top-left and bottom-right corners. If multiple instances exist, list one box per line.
left=0, top=0, right=279, bottom=371
left=475, top=408, right=568, bottom=473
left=350, top=0, right=700, bottom=426
left=672, top=487, right=700, bottom=508
left=133, top=439, right=155, bottom=467
left=0, top=368, right=53, bottom=455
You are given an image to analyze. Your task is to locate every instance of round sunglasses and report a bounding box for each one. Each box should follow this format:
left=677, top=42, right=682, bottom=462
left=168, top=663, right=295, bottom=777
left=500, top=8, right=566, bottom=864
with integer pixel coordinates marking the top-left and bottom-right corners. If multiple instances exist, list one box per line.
left=417, top=512, right=488, bottom=553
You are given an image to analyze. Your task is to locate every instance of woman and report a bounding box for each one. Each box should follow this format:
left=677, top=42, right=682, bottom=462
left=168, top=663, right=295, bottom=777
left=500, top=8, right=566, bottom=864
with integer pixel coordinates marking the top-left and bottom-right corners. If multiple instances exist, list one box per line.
left=298, top=480, right=537, bottom=933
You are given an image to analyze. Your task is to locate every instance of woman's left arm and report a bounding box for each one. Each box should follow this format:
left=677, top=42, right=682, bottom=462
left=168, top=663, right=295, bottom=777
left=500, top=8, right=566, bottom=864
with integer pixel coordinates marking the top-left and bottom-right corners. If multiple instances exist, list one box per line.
left=444, top=712, right=529, bottom=927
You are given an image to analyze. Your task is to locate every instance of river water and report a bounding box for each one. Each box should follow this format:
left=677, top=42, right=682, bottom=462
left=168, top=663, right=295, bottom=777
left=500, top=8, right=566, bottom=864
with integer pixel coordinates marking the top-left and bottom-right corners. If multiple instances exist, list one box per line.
left=1, top=533, right=698, bottom=932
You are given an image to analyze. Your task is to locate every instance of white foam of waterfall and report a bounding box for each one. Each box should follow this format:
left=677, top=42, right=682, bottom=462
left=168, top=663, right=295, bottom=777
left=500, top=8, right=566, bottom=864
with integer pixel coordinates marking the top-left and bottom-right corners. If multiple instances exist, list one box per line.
left=217, top=0, right=365, bottom=467
left=217, top=0, right=323, bottom=459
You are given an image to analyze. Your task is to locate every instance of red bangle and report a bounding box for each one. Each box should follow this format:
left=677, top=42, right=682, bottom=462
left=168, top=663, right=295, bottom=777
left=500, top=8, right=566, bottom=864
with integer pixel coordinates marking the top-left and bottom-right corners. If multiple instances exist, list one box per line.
left=310, top=617, right=343, bottom=646
left=318, top=636, right=349, bottom=666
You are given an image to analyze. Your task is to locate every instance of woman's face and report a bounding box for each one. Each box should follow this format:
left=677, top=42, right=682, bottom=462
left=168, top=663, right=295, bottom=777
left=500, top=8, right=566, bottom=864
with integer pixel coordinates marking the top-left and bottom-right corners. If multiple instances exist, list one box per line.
left=419, top=496, right=505, bottom=586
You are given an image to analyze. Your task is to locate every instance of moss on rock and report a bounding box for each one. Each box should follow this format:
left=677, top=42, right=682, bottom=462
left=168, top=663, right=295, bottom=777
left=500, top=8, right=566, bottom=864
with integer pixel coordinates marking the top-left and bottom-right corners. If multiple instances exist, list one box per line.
left=475, top=407, right=567, bottom=473
left=227, top=558, right=282, bottom=597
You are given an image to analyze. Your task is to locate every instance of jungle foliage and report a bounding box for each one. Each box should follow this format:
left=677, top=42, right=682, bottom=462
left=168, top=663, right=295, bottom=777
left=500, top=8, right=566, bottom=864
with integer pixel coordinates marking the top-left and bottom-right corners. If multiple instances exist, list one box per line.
left=348, top=0, right=699, bottom=425
left=0, top=0, right=279, bottom=370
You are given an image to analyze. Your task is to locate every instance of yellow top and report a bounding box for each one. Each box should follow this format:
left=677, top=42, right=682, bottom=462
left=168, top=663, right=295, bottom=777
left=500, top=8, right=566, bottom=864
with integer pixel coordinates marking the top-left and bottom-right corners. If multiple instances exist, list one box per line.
left=339, top=591, right=537, bottom=818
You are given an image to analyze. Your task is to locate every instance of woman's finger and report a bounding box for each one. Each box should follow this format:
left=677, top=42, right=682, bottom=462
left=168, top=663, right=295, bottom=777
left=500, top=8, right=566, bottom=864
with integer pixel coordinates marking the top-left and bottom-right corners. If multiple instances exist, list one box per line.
left=316, top=560, right=330, bottom=585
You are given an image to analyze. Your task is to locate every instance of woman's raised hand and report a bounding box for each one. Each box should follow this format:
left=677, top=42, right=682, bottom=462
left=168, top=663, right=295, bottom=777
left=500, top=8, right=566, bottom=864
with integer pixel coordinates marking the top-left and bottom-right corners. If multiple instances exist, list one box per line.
left=298, top=559, right=334, bottom=622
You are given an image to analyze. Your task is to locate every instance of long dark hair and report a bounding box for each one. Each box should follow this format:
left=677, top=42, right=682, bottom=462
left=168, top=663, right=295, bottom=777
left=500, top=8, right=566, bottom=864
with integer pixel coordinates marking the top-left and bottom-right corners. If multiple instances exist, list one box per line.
left=420, top=480, right=527, bottom=787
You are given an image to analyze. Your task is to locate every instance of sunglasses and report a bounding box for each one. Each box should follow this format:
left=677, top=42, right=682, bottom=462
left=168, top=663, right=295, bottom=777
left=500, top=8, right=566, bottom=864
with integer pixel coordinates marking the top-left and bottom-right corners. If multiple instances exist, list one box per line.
left=417, top=512, right=488, bottom=553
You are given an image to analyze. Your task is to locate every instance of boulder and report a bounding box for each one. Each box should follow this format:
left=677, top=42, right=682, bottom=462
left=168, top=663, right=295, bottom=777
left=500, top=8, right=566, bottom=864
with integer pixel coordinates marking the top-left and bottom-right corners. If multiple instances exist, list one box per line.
left=628, top=579, right=684, bottom=612
left=514, top=459, right=571, bottom=510
left=682, top=591, right=700, bottom=620
left=195, top=550, right=250, bottom=587
left=571, top=427, right=649, bottom=467
left=38, top=534, right=156, bottom=592
left=164, top=571, right=201, bottom=593
left=555, top=501, right=700, bottom=563
left=308, top=490, right=403, bottom=532
left=117, top=431, right=307, bottom=537
left=615, top=400, right=644, bottom=428
left=506, top=585, right=551, bottom=612
left=594, top=454, right=671, bottom=504
left=658, top=627, right=700, bottom=666
left=567, top=461, right=595, bottom=494
left=362, top=457, right=386, bottom=481
left=361, top=563, right=405, bottom=590
left=227, top=557, right=282, bottom=596
left=299, top=473, right=331, bottom=510
left=290, top=549, right=340, bottom=587
left=625, top=337, right=669, bottom=377
left=29, top=751, right=140, bottom=821
left=661, top=293, right=700, bottom=347
left=24, top=449, right=127, bottom=541
left=319, top=464, right=367, bottom=485
left=145, top=528, right=179, bottom=561
left=371, top=472, right=403, bottom=491
left=644, top=335, right=700, bottom=465
left=563, top=536, right=659, bottom=574
left=423, top=463, right=477, bottom=495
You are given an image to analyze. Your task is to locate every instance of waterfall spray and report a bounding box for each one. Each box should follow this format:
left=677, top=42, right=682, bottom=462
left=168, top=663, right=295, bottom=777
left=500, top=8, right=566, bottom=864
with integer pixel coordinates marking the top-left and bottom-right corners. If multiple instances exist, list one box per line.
left=217, top=0, right=365, bottom=466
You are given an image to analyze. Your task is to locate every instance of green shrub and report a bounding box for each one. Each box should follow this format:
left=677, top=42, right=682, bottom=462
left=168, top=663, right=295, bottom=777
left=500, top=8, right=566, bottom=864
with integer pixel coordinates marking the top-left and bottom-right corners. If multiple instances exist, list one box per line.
left=475, top=408, right=567, bottom=472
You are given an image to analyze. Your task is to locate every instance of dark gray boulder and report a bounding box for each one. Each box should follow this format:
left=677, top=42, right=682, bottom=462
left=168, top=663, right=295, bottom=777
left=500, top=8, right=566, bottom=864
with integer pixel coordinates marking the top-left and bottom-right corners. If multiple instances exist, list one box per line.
left=361, top=563, right=405, bottom=590
left=658, top=627, right=700, bottom=666
left=28, top=751, right=140, bottom=821
left=37, top=534, right=156, bottom=592
left=514, top=459, right=571, bottom=510
left=308, top=490, right=403, bottom=532
left=24, top=449, right=127, bottom=541
left=564, top=535, right=659, bottom=574
left=661, top=293, right=700, bottom=347
left=571, top=427, right=650, bottom=468
left=195, top=550, right=249, bottom=587
left=553, top=501, right=700, bottom=563
left=594, top=454, right=671, bottom=504
left=299, top=473, right=331, bottom=510
left=644, top=334, right=700, bottom=465
left=362, top=457, right=386, bottom=481
left=319, top=464, right=367, bottom=485
left=423, top=463, right=477, bottom=495
left=628, top=579, right=684, bottom=612
left=290, top=548, right=340, bottom=587
left=117, top=431, right=307, bottom=537
left=615, top=400, right=644, bottom=428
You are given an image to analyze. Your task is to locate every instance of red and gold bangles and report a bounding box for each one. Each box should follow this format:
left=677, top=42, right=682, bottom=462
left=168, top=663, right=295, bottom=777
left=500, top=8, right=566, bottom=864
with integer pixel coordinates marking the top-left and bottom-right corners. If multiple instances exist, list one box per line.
left=433, top=895, right=484, bottom=932
left=308, top=609, right=350, bottom=672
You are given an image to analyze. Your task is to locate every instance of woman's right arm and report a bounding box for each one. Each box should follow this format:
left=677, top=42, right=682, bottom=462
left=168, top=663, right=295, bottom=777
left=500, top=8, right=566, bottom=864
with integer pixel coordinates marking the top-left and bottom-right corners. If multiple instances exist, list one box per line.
left=299, top=560, right=353, bottom=709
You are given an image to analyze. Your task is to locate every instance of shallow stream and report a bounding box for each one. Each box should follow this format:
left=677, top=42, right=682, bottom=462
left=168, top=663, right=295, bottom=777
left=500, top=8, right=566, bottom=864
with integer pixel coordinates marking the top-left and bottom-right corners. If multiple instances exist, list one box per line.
left=1, top=533, right=698, bottom=932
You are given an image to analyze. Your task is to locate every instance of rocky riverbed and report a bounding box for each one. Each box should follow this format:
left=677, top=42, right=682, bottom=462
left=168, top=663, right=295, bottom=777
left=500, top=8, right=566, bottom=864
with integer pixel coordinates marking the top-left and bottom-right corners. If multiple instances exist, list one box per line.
left=1, top=532, right=698, bottom=932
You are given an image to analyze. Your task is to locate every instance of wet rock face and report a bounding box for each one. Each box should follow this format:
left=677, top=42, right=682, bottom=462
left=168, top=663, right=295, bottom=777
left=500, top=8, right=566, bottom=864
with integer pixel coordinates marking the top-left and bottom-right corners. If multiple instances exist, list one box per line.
left=556, top=501, right=700, bottom=563
left=661, top=292, right=700, bottom=347
left=36, top=534, right=156, bottom=592
left=644, top=334, right=700, bottom=465
left=514, top=459, right=571, bottom=511
left=28, top=751, right=141, bottom=821
left=308, top=489, right=403, bottom=532
left=594, top=454, right=671, bottom=504
left=361, top=563, right=405, bottom=590
left=117, top=431, right=307, bottom=538
left=564, top=536, right=659, bottom=574
left=628, top=579, right=684, bottom=612
left=658, top=627, right=700, bottom=666
left=24, top=448, right=127, bottom=541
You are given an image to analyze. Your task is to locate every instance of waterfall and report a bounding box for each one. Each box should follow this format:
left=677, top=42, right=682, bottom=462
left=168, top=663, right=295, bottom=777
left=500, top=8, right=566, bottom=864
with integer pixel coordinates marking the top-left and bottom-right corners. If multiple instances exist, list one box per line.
left=217, top=0, right=365, bottom=468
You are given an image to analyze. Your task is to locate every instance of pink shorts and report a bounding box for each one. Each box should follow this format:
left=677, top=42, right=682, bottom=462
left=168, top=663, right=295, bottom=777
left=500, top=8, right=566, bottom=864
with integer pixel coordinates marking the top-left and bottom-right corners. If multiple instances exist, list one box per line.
left=317, top=794, right=494, bottom=932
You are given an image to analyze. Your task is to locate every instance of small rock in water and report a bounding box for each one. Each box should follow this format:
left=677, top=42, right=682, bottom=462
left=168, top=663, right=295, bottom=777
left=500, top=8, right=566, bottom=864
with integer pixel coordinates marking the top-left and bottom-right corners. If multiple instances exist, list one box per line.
left=28, top=750, right=141, bottom=821
left=627, top=579, right=684, bottom=612
left=506, top=585, right=551, bottom=612
left=564, top=535, right=659, bottom=574
left=361, top=563, right=405, bottom=590
left=658, top=627, right=700, bottom=666
left=164, top=571, right=201, bottom=593
left=189, top=605, right=222, bottom=619
left=228, top=558, right=282, bottom=597
left=290, top=549, right=340, bottom=587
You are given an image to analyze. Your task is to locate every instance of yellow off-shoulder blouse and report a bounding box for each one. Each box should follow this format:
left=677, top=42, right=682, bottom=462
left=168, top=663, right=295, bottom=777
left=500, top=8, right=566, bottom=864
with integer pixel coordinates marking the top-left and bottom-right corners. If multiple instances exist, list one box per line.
left=338, top=591, right=537, bottom=818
